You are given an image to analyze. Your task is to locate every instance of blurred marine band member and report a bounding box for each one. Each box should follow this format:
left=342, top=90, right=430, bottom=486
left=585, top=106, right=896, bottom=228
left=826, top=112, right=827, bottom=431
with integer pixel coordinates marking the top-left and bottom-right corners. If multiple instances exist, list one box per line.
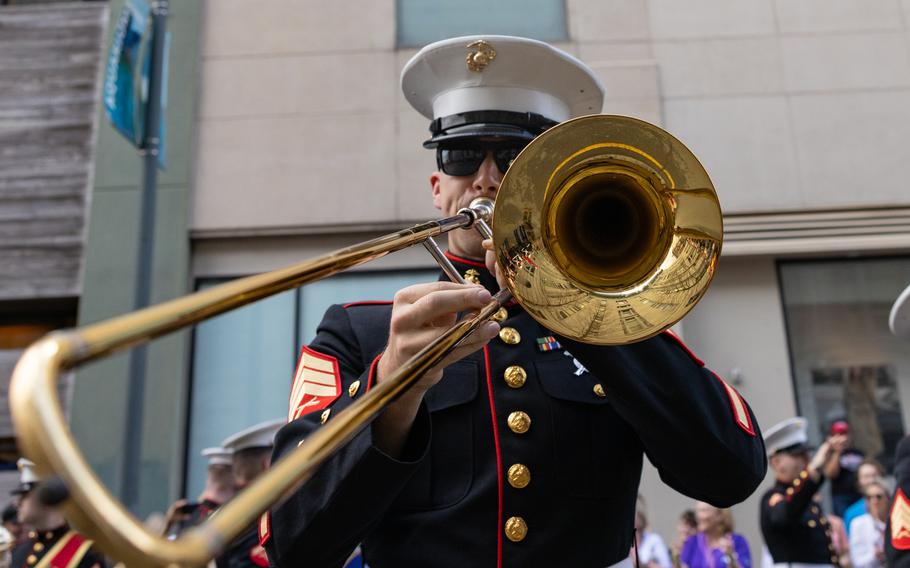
left=263, top=35, right=767, bottom=567
left=10, top=459, right=106, bottom=568
left=163, top=446, right=235, bottom=539
left=216, top=419, right=282, bottom=568
left=760, top=417, right=845, bottom=567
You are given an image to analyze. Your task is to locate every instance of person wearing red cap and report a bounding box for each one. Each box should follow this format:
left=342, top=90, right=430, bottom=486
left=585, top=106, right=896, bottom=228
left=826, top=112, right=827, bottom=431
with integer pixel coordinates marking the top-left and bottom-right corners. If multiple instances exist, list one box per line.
left=825, top=420, right=866, bottom=517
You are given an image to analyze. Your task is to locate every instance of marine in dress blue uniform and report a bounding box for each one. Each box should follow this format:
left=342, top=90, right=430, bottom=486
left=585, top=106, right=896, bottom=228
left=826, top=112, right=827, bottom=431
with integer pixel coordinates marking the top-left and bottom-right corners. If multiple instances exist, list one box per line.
left=10, top=460, right=106, bottom=568
left=760, top=418, right=841, bottom=568
left=886, top=286, right=910, bottom=567
left=164, top=447, right=234, bottom=539
left=215, top=420, right=283, bottom=568
left=263, top=35, right=767, bottom=568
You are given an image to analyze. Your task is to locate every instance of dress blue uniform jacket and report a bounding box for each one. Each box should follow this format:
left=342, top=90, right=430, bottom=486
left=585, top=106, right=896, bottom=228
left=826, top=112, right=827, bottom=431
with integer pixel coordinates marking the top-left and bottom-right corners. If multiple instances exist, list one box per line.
left=886, top=435, right=910, bottom=567
left=760, top=471, right=839, bottom=565
left=265, top=254, right=767, bottom=568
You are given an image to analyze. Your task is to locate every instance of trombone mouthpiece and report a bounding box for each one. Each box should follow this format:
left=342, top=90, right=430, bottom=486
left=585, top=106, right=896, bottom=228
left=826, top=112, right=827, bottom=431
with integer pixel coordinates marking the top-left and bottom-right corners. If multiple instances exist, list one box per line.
left=468, top=197, right=494, bottom=224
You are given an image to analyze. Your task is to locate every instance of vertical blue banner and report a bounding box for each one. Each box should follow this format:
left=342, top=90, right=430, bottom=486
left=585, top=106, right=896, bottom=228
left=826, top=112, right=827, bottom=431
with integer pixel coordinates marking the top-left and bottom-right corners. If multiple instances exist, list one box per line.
left=103, top=0, right=150, bottom=147
left=102, top=0, right=167, bottom=168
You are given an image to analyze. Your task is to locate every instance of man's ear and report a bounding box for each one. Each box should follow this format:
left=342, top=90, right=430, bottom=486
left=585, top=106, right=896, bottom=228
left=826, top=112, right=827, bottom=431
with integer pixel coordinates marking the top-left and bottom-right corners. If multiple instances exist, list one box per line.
left=430, top=172, right=443, bottom=210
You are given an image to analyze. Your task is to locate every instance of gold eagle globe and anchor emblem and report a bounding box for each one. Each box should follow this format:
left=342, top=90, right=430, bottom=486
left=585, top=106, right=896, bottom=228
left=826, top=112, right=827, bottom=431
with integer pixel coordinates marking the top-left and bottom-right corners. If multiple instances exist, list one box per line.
left=466, top=40, right=496, bottom=72
left=463, top=268, right=481, bottom=285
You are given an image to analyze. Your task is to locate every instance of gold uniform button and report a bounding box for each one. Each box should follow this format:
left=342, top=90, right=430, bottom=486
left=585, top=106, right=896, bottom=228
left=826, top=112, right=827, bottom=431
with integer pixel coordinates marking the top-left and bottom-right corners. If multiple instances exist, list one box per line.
left=507, top=464, right=531, bottom=489
left=507, top=411, right=531, bottom=434
left=820, top=516, right=828, bottom=525
left=27, top=555, right=37, bottom=565
left=800, top=470, right=808, bottom=479
left=499, top=327, right=521, bottom=345
left=32, top=542, right=44, bottom=552
left=320, top=408, right=331, bottom=424
left=28, top=531, right=36, bottom=539
left=348, top=380, right=361, bottom=398
left=503, top=366, right=527, bottom=388
left=793, top=478, right=801, bottom=487
left=504, top=516, right=528, bottom=542
left=593, top=384, right=606, bottom=397
left=808, top=520, right=817, bottom=528
left=491, top=307, right=508, bottom=323
left=786, top=487, right=794, bottom=495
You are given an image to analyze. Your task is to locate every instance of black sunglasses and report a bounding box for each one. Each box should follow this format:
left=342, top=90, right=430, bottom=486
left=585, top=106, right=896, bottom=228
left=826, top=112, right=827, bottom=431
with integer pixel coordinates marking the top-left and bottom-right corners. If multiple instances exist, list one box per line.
left=436, top=143, right=526, bottom=177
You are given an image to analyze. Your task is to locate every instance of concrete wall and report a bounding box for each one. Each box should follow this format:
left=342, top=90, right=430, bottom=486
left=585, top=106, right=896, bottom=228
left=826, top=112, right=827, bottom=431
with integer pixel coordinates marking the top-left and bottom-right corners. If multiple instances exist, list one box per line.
left=192, top=0, right=910, bottom=241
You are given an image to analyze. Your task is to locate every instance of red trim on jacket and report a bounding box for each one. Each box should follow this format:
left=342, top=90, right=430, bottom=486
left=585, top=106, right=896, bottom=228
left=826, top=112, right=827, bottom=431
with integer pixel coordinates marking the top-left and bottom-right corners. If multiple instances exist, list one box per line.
left=444, top=250, right=487, bottom=269
left=47, top=531, right=91, bottom=568
left=366, top=352, right=383, bottom=392
left=482, top=346, right=503, bottom=568
left=342, top=300, right=393, bottom=309
left=710, top=370, right=756, bottom=437
left=660, top=330, right=704, bottom=367
left=258, top=512, right=271, bottom=547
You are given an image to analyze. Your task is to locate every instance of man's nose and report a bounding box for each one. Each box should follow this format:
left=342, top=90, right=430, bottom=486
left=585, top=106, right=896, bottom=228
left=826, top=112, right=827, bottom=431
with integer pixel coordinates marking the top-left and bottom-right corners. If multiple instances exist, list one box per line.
left=472, top=152, right=501, bottom=196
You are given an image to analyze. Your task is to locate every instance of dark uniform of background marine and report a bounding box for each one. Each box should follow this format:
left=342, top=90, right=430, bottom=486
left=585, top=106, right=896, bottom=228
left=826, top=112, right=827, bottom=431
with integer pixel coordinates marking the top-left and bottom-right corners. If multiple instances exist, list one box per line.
left=263, top=35, right=768, bottom=567
left=886, top=435, right=910, bottom=567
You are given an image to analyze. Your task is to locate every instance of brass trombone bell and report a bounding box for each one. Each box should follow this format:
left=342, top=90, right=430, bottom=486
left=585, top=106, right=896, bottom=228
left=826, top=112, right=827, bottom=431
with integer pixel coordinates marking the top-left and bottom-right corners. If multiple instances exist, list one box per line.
left=495, top=115, right=722, bottom=343
left=9, top=115, right=722, bottom=567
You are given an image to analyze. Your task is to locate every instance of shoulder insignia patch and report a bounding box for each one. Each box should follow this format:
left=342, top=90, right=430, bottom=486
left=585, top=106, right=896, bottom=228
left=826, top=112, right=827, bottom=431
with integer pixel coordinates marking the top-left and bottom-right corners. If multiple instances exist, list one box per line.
left=258, top=512, right=270, bottom=547
left=289, top=346, right=342, bottom=422
left=711, top=371, right=755, bottom=437
left=892, top=488, right=910, bottom=549
left=768, top=493, right=785, bottom=507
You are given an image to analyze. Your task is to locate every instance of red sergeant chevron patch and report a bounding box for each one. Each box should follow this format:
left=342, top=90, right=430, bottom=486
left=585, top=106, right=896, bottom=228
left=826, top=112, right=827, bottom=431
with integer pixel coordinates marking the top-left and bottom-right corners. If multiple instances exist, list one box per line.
left=288, top=346, right=342, bottom=422
left=892, top=488, right=910, bottom=550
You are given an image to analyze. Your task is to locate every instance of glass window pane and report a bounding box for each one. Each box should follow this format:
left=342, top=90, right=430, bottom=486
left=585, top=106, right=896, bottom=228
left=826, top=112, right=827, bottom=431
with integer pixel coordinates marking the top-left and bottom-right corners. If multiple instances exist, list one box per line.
left=780, top=257, right=910, bottom=472
left=299, top=270, right=438, bottom=344
left=397, top=0, right=567, bottom=47
left=186, top=282, right=296, bottom=498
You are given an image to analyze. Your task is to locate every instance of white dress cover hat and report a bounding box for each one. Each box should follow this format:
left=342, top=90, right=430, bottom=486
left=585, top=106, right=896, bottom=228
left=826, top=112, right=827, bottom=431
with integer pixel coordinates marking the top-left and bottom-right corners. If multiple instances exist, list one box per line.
left=401, top=35, right=605, bottom=147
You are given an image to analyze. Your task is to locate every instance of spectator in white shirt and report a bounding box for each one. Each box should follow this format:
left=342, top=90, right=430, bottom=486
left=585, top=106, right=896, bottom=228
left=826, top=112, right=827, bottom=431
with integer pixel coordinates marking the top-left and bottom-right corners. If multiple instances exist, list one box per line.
left=849, top=479, right=891, bottom=568
left=630, top=501, right=672, bottom=568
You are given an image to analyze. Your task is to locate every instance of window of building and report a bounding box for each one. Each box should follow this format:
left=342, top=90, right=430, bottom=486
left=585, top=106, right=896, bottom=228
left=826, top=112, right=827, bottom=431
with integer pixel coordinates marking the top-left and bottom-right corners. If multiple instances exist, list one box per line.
left=185, top=268, right=437, bottom=497
left=396, top=0, right=567, bottom=48
left=779, top=257, right=910, bottom=471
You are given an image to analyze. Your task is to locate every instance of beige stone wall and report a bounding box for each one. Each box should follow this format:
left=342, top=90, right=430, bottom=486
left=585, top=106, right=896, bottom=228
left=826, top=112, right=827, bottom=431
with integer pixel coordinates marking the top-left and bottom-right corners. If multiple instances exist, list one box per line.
left=193, top=0, right=910, bottom=239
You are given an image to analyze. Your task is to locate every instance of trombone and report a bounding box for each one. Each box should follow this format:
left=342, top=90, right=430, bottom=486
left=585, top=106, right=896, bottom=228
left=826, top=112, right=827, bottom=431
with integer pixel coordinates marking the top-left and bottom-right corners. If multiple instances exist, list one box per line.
left=9, top=115, right=723, bottom=567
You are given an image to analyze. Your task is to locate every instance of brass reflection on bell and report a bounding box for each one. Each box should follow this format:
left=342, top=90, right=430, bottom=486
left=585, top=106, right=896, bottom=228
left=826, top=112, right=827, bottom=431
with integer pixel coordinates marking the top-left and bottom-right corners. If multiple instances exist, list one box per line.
left=503, top=366, right=527, bottom=388
left=504, top=516, right=528, bottom=542
left=492, top=115, right=722, bottom=345
left=507, top=411, right=531, bottom=434
left=507, top=463, right=531, bottom=488
left=499, top=327, right=521, bottom=345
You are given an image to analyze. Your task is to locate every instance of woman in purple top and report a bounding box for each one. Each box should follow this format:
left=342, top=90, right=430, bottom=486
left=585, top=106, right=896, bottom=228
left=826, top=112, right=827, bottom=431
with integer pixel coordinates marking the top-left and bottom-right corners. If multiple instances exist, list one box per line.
left=680, top=502, right=752, bottom=568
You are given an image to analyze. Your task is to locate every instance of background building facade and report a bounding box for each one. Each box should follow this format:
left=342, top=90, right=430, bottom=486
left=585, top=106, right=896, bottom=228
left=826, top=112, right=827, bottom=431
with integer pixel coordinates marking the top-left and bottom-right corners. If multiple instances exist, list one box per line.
left=10, top=0, right=910, bottom=555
